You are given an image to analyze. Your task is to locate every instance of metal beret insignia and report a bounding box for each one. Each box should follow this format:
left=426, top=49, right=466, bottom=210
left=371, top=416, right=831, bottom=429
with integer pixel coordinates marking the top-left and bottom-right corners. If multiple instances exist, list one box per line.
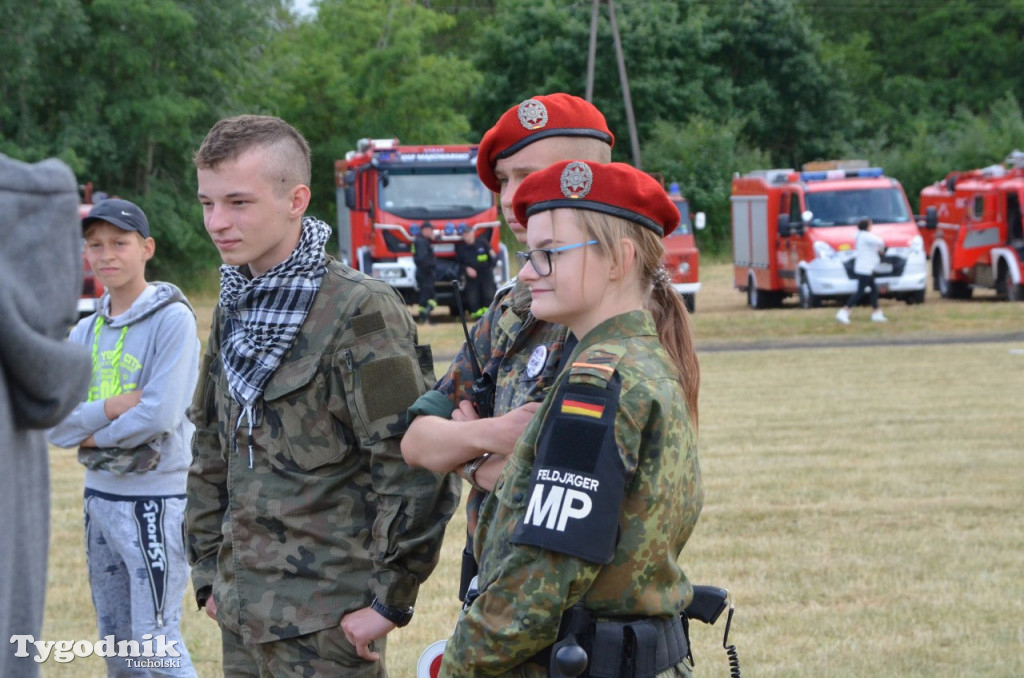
left=560, top=161, right=593, bottom=199
left=518, top=98, right=549, bottom=130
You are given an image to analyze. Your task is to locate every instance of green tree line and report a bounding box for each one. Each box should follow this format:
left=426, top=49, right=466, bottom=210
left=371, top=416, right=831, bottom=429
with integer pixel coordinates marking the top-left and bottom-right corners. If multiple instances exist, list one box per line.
left=3, top=0, right=1023, bottom=281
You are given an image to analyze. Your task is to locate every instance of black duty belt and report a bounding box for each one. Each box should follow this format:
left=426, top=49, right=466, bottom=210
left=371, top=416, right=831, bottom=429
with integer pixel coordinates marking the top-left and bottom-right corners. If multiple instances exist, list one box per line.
left=530, top=609, right=689, bottom=678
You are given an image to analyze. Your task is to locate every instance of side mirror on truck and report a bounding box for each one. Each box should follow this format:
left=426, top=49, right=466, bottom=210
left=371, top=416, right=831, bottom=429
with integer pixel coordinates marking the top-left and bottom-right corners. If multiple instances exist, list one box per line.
left=777, top=213, right=791, bottom=236
left=778, top=213, right=804, bottom=236
left=918, top=205, right=938, bottom=229
left=694, top=212, right=706, bottom=230
left=343, top=170, right=358, bottom=210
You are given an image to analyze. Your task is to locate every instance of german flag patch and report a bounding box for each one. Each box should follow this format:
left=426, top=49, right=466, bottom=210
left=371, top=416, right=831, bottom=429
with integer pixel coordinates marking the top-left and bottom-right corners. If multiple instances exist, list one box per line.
left=561, top=397, right=605, bottom=419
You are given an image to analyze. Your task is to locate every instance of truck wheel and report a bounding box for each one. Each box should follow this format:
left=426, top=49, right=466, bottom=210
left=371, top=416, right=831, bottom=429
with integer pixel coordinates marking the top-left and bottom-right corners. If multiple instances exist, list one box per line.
left=934, top=255, right=951, bottom=298
left=998, top=264, right=1023, bottom=301
left=905, top=289, right=925, bottom=304
left=682, top=293, right=696, bottom=313
left=934, top=255, right=972, bottom=299
left=747, top=272, right=769, bottom=309
left=798, top=275, right=820, bottom=309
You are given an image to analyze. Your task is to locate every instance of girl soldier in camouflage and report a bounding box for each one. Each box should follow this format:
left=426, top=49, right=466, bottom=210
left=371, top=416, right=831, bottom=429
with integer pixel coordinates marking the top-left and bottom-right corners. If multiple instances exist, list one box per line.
left=439, top=161, right=702, bottom=678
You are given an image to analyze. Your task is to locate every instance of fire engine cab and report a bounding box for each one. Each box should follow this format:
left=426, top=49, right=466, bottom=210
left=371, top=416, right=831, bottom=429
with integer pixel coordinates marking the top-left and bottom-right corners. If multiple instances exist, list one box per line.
left=663, top=182, right=705, bottom=313
left=918, top=150, right=1024, bottom=300
left=335, top=138, right=509, bottom=312
left=731, top=161, right=927, bottom=308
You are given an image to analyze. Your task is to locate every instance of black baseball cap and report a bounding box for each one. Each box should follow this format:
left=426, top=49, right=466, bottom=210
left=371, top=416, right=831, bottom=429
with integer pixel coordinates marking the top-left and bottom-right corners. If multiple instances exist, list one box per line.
left=82, top=198, right=150, bottom=238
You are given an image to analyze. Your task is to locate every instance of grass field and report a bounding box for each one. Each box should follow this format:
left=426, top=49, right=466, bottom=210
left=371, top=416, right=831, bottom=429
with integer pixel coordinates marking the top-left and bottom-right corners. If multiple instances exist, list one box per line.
left=39, top=262, right=1023, bottom=676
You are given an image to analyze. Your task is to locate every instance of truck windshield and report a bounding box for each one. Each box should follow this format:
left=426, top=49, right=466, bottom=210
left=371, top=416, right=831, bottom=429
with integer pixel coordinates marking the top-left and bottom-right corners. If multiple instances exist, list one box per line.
left=667, top=200, right=692, bottom=237
left=380, top=170, right=492, bottom=220
left=805, top=188, right=911, bottom=226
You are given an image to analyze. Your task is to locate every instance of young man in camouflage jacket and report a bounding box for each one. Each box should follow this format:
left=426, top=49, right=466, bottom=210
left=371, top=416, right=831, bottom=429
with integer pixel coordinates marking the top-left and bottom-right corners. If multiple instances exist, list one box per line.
left=188, top=115, right=459, bottom=676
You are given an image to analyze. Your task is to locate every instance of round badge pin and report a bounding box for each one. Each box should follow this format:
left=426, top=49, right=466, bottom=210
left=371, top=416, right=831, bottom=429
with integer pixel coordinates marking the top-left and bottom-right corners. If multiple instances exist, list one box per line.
left=526, top=345, right=548, bottom=379
left=560, top=161, right=593, bottom=199
left=518, top=98, right=549, bottom=130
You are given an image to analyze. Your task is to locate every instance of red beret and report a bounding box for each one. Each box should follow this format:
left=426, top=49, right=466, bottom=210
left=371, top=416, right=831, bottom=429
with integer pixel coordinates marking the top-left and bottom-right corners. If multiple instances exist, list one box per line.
left=477, top=93, right=614, bottom=193
left=513, top=161, right=681, bottom=238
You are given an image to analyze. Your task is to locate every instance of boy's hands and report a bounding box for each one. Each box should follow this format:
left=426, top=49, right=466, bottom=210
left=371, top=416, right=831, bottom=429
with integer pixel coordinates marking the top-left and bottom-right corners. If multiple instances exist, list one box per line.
left=103, top=390, right=142, bottom=420
left=79, top=391, right=145, bottom=446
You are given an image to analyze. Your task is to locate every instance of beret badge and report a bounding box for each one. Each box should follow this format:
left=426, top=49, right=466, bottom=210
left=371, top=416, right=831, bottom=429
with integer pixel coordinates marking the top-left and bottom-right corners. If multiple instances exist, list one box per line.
left=517, top=98, right=549, bottom=131
left=560, top=161, right=593, bottom=199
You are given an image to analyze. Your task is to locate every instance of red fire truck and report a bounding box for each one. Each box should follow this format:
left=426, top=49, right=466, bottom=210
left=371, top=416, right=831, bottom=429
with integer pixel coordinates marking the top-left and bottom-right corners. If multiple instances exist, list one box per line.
left=78, top=182, right=105, bottom=316
left=335, top=138, right=509, bottom=313
left=731, top=161, right=927, bottom=309
left=663, top=182, right=705, bottom=313
left=918, top=150, right=1024, bottom=300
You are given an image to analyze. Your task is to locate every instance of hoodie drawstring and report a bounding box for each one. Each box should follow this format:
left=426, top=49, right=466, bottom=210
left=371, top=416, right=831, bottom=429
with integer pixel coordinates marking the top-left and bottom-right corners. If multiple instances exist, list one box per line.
left=89, top=315, right=129, bottom=402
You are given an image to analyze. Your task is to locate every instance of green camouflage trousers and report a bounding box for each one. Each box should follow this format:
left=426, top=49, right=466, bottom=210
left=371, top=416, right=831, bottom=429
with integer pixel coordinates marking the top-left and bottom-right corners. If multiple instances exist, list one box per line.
left=220, top=623, right=387, bottom=678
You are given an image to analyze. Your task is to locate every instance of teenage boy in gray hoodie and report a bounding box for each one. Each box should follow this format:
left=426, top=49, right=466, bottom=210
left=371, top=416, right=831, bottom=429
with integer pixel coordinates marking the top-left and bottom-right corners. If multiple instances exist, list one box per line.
left=48, top=198, right=199, bottom=676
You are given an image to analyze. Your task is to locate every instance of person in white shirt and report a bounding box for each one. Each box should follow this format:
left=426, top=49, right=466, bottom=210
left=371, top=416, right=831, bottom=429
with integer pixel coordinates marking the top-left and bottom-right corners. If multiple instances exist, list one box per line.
left=836, top=217, right=888, bottom=324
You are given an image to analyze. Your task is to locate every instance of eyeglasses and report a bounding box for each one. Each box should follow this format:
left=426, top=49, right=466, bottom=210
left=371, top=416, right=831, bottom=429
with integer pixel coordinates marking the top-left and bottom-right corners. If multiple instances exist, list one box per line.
left=515, top=240, right=599, bottom=277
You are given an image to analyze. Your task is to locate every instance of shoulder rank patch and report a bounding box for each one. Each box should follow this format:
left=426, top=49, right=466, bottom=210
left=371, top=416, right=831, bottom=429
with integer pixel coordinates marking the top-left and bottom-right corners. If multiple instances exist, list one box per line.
left=511, top=374, right=626, bottom=564
left=568, top=346, right=626, bottom=389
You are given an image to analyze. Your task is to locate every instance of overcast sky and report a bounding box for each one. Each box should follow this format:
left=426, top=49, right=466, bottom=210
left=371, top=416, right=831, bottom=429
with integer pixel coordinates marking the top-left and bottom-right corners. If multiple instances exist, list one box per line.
left=291, top=0, right=316, bottom=17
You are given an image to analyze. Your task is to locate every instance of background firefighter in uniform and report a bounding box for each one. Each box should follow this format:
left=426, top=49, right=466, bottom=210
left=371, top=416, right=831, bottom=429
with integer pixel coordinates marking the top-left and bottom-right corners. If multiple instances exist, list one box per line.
left=836, top=217, right=888, bottom=324
left=456, top=227, right=498, bottom=318
left=400, top=94, right=615, bottom=601
left=439, top=160, right=703, bottom=677
left=47, top=198, right=200, bottom=676
left=413, top=220, right=438, bottom=322
left=187, top=114, right=458, bottom=676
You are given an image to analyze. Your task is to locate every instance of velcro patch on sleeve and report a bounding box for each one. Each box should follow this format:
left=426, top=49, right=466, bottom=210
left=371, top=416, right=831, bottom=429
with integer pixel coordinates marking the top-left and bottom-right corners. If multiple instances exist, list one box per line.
left=361, top=356, right=421, bottom=422
left=351, top=311, right=386, bottom=337
left=511, top=381, right=626, bottom=564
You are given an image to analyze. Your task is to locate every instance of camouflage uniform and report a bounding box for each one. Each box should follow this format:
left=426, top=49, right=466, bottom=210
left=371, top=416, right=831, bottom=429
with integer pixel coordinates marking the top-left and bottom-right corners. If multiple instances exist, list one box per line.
left=413, top=277, right=572, bottom=535
left=440, top=310, right=703, bottom=677
left=187, top=258, right=459, bottom=667
left=433, top=278, right=570, bottom=415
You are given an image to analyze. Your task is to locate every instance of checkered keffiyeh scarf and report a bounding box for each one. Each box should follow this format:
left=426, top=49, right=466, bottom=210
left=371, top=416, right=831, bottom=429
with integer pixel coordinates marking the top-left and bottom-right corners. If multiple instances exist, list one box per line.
left=219, top=217, right=331, bottom=421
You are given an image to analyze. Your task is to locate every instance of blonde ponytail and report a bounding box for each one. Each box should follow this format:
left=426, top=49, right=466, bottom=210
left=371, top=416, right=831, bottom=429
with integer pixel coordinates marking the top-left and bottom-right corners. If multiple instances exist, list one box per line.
left=577, top=211, right=700, bottom=427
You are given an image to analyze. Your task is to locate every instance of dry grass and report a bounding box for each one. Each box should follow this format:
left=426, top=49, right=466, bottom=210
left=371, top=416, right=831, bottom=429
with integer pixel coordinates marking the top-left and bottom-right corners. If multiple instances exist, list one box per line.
left=40, top=263, right=1024, bottom=676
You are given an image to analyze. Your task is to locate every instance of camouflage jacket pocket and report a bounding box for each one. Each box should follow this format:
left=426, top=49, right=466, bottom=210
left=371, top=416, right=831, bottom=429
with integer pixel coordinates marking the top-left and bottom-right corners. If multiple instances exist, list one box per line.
left=492, top=454, right=533, bottom=514
left=339, top=342, right=423, bottom=445
left=263, top=353, right=343, bottom=472
left=78, top=443, right=161, bottom=474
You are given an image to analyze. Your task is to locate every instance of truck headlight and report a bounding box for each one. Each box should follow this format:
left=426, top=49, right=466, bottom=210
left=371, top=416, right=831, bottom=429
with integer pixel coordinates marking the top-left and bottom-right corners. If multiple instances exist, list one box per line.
left=813, top=240, right=837, bottom=259
left=910, top=235, right=923, bottom=253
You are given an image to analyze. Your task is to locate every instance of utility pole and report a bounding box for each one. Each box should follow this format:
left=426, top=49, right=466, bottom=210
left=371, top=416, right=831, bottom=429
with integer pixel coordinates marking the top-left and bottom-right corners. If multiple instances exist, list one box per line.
left=585, top=0, right=642, bottom=169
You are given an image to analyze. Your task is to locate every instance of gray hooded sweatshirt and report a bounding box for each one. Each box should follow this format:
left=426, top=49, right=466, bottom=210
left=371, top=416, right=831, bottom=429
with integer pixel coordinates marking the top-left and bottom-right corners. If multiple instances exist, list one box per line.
left=48, top=282, right=199, bottom=497
left=0, top=153, right=92, bottom=678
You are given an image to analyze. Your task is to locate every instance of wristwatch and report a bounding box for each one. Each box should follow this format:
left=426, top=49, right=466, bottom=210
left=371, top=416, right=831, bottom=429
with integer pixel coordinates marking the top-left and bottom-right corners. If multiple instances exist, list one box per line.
left=462, top=453, right=492, bottom=492
left=370, top=597, right=414, bottom=628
